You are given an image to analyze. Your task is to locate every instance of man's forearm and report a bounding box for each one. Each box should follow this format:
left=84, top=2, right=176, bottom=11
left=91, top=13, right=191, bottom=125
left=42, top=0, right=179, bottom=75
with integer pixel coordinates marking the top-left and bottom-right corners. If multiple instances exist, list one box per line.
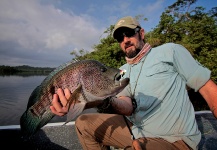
left=199, top=79, right=217, bottom=118
left=111, top=96, right=134, bottom=116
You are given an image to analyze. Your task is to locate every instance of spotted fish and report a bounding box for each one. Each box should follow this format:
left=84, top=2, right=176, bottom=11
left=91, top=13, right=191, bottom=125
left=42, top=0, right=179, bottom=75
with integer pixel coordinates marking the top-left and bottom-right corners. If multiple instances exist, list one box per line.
left=20, top=59, right=129, bottom=137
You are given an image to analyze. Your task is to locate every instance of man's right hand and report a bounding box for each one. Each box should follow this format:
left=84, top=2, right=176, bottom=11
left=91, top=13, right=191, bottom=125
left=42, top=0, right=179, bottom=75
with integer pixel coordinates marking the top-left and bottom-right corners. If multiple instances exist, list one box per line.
left=50, top=88, right=71, bottom=116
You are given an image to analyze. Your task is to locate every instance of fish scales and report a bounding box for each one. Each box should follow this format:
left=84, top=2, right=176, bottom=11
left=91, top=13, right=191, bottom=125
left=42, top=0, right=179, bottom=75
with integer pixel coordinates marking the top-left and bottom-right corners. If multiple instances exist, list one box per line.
left=20, top=59, right=129, bottom=137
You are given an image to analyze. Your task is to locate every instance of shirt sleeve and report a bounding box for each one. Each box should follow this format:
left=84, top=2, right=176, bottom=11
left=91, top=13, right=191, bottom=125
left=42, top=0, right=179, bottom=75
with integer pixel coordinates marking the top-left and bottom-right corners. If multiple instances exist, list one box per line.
left=172, top=43, right=211, bottom=91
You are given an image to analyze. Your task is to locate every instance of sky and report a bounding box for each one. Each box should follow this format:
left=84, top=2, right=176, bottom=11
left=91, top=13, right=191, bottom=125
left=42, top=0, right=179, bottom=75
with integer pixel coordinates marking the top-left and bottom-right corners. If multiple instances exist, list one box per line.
left=0, top=0, right=216, bottom=67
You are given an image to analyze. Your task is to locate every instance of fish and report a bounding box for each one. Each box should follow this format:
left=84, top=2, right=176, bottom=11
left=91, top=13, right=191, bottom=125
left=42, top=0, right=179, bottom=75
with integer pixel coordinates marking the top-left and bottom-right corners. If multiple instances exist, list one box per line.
left=20, top=59, right=129, bottom=137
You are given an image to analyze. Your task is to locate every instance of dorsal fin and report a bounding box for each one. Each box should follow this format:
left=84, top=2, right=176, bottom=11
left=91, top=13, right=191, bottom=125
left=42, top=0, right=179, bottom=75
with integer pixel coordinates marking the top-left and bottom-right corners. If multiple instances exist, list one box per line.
left=43, top=60, right=76, bottom=84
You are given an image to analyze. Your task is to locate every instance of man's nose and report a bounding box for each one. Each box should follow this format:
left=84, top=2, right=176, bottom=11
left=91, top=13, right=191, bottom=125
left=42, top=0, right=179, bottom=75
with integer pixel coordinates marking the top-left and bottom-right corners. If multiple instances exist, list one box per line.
left=123, top=36, right=130, bottom=42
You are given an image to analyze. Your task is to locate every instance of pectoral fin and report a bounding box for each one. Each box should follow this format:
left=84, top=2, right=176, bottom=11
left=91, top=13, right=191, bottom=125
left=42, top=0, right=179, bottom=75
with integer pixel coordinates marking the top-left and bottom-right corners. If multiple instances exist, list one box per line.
left=64, top=102, right=86, bottom=124
left=63, top=84, right=86, bottom=125
left=66, top=84, right=82, bottom=111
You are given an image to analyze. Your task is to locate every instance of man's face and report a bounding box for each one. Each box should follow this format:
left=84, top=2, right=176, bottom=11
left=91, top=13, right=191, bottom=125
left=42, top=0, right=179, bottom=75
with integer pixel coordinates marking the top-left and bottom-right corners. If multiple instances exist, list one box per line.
left=115, top=27, right=144, bottom=58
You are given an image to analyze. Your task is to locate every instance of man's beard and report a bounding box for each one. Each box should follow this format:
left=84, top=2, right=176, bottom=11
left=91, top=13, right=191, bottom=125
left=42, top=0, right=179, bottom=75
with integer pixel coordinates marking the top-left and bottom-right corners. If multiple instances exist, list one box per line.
left=125, top=33, right=143, bottom=58
left=125, top=48, right=141, bottom=58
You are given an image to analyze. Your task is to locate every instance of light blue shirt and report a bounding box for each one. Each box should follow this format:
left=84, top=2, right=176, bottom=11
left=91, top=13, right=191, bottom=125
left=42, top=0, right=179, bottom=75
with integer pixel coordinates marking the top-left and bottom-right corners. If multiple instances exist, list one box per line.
left=117, top=43, right=211, bottom=150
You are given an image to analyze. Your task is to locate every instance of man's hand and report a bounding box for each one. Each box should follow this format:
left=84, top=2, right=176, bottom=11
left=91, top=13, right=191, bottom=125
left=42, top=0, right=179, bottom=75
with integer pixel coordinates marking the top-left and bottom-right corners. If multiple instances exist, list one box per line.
left=50, top=88, right=71, bottom=116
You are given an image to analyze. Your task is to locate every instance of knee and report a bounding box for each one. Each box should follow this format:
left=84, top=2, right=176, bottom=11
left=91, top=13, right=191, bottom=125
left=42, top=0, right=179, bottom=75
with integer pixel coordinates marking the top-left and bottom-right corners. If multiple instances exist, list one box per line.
left=75, top=114, right=89, bottom=129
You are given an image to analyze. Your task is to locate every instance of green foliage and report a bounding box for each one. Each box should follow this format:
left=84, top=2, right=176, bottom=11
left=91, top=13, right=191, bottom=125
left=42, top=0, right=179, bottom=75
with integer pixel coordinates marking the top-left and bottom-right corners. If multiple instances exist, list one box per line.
left=0, top=66, right=18, bottom=74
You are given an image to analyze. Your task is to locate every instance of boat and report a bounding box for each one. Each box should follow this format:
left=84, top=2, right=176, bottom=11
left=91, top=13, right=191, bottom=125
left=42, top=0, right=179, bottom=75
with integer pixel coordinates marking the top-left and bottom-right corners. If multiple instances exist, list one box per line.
left=0, top=111, right=216, bottom=150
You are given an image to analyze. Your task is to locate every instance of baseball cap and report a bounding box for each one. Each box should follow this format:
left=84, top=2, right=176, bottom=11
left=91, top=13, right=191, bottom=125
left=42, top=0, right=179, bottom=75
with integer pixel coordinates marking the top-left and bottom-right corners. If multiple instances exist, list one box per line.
left=113, top=16, right=141, bottom=39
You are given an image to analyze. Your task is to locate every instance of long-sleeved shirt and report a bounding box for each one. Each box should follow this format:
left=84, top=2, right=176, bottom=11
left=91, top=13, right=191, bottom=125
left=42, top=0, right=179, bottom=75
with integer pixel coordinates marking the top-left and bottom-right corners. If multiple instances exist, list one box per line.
left=117, top=43, right=211, bottom=150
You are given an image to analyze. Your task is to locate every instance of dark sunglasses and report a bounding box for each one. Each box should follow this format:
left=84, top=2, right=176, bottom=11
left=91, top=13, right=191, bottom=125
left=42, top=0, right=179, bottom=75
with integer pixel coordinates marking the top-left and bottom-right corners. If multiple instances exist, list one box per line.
left=115, top=27, right=141, bottom=43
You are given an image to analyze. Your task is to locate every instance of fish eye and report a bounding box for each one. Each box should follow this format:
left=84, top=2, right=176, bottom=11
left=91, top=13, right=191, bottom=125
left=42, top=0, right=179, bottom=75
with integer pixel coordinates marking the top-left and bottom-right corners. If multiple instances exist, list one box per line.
left=100, top=67, right=107, bottom=72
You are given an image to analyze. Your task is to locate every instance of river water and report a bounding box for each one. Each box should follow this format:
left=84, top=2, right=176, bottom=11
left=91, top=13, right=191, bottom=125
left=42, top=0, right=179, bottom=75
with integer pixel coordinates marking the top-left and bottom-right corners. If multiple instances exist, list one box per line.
left=0, top=75, right=66, bottom=126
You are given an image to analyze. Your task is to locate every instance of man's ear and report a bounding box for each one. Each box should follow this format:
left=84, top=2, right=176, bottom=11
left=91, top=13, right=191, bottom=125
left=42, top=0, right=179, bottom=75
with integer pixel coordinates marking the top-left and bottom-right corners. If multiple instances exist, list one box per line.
left=140, top=28, right=145, bottom=40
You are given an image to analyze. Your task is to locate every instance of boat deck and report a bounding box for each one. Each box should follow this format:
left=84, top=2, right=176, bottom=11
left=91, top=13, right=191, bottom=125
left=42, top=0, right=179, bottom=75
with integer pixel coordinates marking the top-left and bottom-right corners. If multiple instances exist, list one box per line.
left=0, top=111, right=216, bottom=150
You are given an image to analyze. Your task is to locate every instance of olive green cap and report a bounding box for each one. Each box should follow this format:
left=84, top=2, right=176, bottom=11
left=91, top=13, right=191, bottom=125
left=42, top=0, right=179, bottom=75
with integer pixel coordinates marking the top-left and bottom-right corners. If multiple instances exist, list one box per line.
left=113, top=16, right=141, bottom=39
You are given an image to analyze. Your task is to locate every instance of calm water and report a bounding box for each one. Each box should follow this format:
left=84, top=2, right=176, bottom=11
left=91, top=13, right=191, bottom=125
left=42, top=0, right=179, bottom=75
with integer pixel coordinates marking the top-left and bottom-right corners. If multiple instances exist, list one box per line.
left=0, top=75, right=66, bottom=126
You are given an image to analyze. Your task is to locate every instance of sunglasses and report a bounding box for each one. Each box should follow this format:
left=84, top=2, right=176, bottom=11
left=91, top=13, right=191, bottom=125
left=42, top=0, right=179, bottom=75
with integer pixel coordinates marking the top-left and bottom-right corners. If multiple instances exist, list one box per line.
left=115, top=27, right=141, bottom=43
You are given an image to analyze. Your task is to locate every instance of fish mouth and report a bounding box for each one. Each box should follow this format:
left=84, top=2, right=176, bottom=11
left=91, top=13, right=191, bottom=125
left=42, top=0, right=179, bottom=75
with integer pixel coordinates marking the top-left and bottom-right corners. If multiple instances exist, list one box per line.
left=114, top=71, right=129, bottom=87
left=115, top=72, right=122, bottom=81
